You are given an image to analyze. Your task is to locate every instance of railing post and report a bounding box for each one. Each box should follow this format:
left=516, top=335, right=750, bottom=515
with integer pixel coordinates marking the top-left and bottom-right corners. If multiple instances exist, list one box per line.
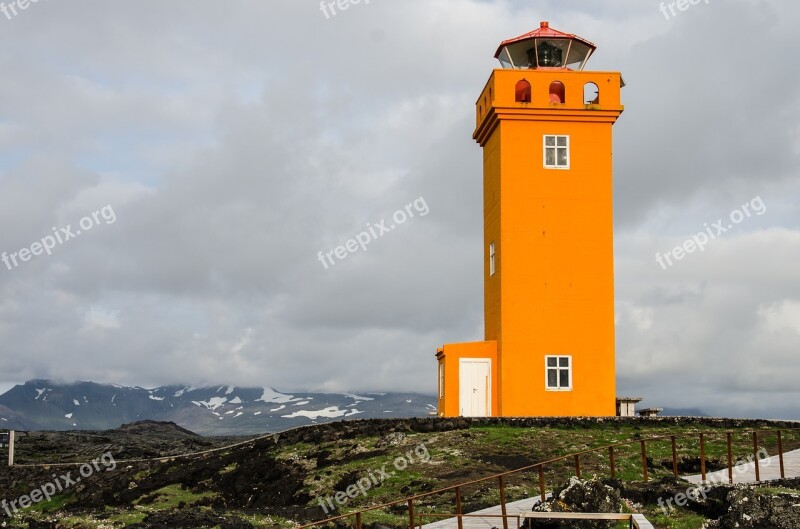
left=356, top=512, right=362, bottom=529
left=537, top=464, right=546, bottom=500
left=498, top=476, right=508, bottom=529
left=609, top=446, right=616, bottom=479
left=455, top=487, right=463, bottom=529
left=407, top=499, right=414, bottom=529
left=574, top=454, right=581, bottom=479
left=777, top=431, right=786, bottom=480
left=700, top=433, right=706, bottom=484
left=671, top=436, right=678, bottom=478
left=753, top=432, right=760, bottom=482
left=727, top=432, right=734, bottom=484
left=7, top=431, right=14, bottom=467
left=640, top=440, right=648, bottom=482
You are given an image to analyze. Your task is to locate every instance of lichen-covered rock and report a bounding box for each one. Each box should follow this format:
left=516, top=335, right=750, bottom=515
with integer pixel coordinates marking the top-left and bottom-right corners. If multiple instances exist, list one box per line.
left=713, top=487, right=800, bottom=529
left=531, top=477, right=622, bottom=528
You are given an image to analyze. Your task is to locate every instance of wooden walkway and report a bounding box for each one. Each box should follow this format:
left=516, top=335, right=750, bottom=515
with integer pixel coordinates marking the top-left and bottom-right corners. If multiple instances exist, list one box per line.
left=684, top=447, right=800, bottom=484
left=420, top=495, right=544, bottom=529
left=418, top=449, right=800, bottom=529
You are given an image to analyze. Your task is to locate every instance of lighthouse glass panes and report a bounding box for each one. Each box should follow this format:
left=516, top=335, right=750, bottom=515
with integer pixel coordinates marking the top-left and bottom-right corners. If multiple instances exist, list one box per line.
left=546, top=356, right=572, bottom=390
left=544, top=135, right=569, bottom=169
left=498, top=39, right=593, bottom=71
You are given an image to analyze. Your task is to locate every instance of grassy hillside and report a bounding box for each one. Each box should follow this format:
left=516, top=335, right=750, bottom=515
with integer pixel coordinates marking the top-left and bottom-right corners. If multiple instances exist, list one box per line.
left=1, top=417, right=798, bottom=529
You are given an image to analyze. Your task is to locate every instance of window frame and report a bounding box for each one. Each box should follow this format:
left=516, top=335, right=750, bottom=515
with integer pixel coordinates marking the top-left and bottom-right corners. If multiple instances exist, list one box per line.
left=545, top=355, right=573, bottom=391
left=543, top=134, right=570, bottom=170
left=438, top=363, right=445, bottom=399
left=489, top=242, right=496, bottom=276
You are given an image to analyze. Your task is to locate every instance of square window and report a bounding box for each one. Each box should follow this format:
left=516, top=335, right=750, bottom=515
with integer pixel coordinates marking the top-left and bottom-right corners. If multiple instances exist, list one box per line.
left=543, top=135, right=570, bottom=169
left=545, top=355, right=572, bottom=391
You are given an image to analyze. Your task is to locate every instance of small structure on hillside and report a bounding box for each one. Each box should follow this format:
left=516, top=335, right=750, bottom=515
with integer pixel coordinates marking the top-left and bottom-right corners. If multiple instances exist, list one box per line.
left=638, top=407, right=664, bottom=418
left=616, top=397, right=643, bottom=417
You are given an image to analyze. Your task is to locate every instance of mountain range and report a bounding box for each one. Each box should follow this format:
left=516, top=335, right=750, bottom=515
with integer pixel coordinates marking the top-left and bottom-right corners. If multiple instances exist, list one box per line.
left=0, top=380, right=437, bottom=435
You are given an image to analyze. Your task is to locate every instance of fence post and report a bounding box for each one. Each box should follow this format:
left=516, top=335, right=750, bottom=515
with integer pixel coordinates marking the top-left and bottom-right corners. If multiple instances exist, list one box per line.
left=499, top=476, right=508, bottom=529
left=455, top=487, right=463, bottom=529
left=777, top=431, right=786, bottom=480
left=357, top=512, right=362, bottom=529
left=700, top=433, right=706, bottom=484
left=7, top=431, right=14, bottom=467
left=753, top=432, right=760, bottom=482
left=671, top=436, right=678, bottom=478
left=609, top=446, right=616, bottom=479
left=640, top=440, right=648, bottom=482
left=727, top=432, right=733, bottom=484
left=537, top=465, right=546, bottom=500
left=407, top=500, right=414, bottom=529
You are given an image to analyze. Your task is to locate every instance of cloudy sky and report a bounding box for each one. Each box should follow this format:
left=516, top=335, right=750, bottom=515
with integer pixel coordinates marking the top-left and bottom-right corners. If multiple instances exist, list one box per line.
left=0, top=0, right=797, bottom=419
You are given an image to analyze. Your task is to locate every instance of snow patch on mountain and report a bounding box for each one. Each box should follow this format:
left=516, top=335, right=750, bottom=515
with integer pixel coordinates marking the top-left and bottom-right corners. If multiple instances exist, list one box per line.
left=282, top=406, right=362, bottom=420
left=192, top=397, right=228, bottom=411
left=256, top=388, right=300, bottom=404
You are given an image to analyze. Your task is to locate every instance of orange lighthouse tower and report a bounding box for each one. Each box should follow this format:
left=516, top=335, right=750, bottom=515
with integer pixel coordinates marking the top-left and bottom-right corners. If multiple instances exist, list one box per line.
left=436, top=22, right=624, bottom=418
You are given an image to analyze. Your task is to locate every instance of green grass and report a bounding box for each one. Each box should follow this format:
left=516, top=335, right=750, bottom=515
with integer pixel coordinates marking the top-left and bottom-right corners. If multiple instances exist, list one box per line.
left=134, top=483, right=218, bottom=510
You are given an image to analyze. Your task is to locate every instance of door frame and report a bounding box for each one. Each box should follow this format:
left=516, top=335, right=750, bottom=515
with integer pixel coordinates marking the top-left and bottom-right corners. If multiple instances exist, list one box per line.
left=458, top=358, right=492, bottom=417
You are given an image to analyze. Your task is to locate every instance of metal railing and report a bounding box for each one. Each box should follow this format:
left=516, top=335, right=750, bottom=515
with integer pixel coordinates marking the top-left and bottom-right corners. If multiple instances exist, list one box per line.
left=295, top=426, right=800, bottom=529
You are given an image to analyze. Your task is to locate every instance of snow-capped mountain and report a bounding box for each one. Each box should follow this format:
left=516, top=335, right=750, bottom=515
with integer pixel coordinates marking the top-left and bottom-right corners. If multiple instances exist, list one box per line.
left=0, top=380, right=437, bottom=435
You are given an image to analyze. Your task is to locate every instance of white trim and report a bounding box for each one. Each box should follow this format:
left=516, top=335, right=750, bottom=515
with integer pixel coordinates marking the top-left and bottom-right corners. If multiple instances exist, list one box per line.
left=459, top=358, right=492, bottom=417
left=545, top=355, right=573, bottom=391
left=543, top=134, right=570, bottom=170
left=438, top=363, right=445, bottom=400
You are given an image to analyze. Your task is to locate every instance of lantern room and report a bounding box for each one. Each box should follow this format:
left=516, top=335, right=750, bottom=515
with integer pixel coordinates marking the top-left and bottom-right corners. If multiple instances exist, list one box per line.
left=495, top=21, right=596, bottom=71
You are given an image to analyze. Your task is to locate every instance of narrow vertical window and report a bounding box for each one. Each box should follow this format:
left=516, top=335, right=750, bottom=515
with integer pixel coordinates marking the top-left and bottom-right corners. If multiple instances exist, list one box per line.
left=489, top=242, right=496, bottom=276
left=545, top=356, right=572, bottom=390
left=543, top=135, right=570, bottom=169
left=439, top=363, right=445, bottom=399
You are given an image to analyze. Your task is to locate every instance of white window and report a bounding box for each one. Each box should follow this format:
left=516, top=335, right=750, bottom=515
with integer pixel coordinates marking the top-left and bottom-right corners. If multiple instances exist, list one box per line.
left=544, top=135, right=569, bottom=169
left=489, top=242, right=496, bottom=276
left=439, top=363, right=445, bottom=399
left=545, top=356, right=572, bottom=391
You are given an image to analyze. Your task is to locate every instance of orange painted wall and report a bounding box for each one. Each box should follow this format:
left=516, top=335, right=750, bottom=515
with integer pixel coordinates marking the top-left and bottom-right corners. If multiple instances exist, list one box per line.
left=436, top=341, right=498, bottom=417
left=439, top=68, right=623, bottom=418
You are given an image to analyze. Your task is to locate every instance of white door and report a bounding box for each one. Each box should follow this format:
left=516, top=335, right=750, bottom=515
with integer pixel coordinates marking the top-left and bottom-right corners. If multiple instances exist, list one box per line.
left=459, top=359, right=491, bottom=417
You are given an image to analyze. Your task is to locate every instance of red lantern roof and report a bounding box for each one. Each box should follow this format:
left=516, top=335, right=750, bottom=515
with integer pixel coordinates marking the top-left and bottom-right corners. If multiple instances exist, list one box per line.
left=494, top=21, right=596, bottom=60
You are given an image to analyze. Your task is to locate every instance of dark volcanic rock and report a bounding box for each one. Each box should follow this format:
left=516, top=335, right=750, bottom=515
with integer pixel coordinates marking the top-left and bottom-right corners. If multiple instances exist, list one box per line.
left=711, top=487, right=800, bottom=529
left=124, top=509, right=256, bottom=529
left=532, top=477, right=622, bottom=528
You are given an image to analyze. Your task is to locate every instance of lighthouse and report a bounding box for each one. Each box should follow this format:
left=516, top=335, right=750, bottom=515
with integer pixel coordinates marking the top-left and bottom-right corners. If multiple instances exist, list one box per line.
left=437, top=22, right=624, bottom=418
